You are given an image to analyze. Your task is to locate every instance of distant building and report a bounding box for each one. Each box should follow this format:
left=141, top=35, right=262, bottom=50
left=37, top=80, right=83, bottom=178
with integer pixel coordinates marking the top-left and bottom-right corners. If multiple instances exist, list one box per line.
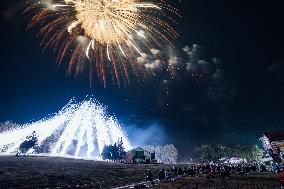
left=260, top=131, right=284, bottom=163
left=125, top=147, right=157, bottom=164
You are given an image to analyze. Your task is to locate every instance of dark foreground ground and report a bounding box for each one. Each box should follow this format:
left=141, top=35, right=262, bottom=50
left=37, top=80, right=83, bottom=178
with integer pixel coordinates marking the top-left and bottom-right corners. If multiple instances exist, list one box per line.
left=0, top=156, right=279, bottom=189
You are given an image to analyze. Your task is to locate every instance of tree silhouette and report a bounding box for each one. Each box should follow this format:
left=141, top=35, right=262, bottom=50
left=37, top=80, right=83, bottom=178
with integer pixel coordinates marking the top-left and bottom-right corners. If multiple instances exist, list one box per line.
left=101, top=138, right=127, bottom=162
left=117, top=138, right=126, bottom=162
left=101, top=145, right=111, bottom=160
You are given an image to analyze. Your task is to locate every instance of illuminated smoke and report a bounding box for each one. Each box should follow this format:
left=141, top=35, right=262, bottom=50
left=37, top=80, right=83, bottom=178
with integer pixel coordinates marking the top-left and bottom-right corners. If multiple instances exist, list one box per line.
left=0, top=98, right=131, bottom=159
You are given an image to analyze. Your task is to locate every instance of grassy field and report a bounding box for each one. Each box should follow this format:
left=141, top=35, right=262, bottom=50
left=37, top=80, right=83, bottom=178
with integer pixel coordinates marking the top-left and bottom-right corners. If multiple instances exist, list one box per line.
left=0, top=156, right=279, bottom=189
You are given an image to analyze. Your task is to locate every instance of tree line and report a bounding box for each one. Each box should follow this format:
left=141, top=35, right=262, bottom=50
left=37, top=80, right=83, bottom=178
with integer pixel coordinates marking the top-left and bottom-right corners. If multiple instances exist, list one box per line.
left=178, top=144, right=263, bottom=163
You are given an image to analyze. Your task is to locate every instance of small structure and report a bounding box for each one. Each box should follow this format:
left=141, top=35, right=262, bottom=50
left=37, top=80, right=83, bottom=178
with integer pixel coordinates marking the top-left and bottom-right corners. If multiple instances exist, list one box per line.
left=125, top=147, right=156, bottom=164
left=220, top=157, right=247, bottom=164
left=226, top=157, right=247, bottom=164
left=260, top=131, right=284, bottom=163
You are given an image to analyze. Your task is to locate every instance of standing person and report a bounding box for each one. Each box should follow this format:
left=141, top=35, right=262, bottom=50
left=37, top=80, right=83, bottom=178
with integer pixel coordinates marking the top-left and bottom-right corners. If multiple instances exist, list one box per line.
left=146, top=169, right=154, bottom=182
left=178, top=167, right=183, bottom=176
left=159, top=169, right=165, bottom=181
left=278, top=166, right=284, bottom=189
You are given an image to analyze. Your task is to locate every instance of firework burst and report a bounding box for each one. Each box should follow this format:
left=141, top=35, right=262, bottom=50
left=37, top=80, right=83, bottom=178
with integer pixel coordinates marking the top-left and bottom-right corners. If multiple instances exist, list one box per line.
left=25, top=0, right=180, bottom=86
left=0, top=98, right=131, bottom=159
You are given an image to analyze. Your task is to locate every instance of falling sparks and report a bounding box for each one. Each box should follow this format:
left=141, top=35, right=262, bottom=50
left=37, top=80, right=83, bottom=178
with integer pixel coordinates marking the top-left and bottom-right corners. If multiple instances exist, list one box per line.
left=0, top=98, right=131, bottom=159
left=24, top=0, right=180, bottom=86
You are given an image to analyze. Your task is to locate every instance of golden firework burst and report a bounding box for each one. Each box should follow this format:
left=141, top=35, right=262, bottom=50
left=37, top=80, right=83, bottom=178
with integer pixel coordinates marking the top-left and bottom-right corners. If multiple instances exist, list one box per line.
left=25, top=0, right=180, bottom=86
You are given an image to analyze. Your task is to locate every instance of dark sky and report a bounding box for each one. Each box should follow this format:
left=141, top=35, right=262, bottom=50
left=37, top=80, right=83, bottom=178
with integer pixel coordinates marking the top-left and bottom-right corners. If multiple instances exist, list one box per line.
left=1, top=0, right=284, bottom=149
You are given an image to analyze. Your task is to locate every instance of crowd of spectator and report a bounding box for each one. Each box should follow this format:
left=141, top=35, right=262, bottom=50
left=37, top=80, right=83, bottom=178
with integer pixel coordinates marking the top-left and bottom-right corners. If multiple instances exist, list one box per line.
left=144, top=162, right=284, bottom=188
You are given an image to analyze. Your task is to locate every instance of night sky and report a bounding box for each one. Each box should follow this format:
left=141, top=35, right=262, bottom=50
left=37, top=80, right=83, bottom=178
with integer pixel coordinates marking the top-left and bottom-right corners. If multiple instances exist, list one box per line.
left=1, top=0, right=284, bottom=149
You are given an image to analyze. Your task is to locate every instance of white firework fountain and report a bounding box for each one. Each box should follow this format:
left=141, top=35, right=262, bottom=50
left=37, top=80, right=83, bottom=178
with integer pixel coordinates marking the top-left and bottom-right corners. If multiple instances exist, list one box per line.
left=0, top=98, right=131, bottom=159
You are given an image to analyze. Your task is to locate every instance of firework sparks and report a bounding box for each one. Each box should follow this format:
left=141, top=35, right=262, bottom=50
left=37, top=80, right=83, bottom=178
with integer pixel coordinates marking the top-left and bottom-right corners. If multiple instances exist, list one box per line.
left=25, top=0, right=180, bottom=86
left=0, top=98, right=131, bottom=159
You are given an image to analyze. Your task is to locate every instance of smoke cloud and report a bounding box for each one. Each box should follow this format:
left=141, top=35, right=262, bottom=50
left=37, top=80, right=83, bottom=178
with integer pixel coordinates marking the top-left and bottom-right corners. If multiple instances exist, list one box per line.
left=125, top=121, right=169, bottom=147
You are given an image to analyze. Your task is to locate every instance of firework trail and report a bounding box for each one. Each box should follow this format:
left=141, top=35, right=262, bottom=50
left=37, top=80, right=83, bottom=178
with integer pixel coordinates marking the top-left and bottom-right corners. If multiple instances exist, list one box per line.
left=24, top=0, right=180, bottom=86
left=0, top=98, right=131, bottom=159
